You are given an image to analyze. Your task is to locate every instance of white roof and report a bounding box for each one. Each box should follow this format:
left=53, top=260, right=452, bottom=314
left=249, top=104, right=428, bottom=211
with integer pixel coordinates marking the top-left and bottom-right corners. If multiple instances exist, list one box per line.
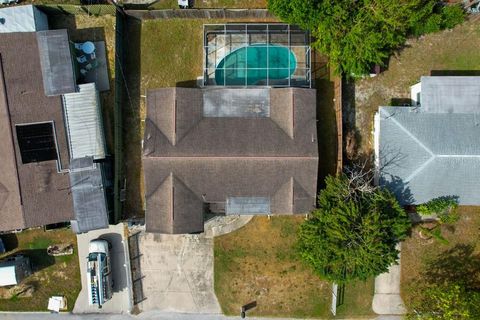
left=0, top=265, right=17, bottom=286
left=62, top=83, right=106, bottom=160
left=0, top=5, right=48, bottom=33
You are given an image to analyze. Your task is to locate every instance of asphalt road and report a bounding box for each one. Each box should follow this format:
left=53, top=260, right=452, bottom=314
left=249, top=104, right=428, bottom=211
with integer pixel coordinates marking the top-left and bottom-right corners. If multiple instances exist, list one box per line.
left=0, top=312, right=403, bottom=320
left=73, top=223, right=133, bottom=314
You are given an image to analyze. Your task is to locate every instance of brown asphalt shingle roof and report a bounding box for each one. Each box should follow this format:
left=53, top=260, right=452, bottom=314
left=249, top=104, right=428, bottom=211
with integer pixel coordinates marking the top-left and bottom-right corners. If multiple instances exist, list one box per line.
left=0, top=32, right=73, bottom=232
left=143, top=87, right=318, bottom=234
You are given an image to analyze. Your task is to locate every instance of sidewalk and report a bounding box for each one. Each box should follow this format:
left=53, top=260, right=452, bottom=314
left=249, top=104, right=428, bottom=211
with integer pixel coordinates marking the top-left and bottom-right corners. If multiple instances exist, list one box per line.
left=372, top=244, right=406, bottom=315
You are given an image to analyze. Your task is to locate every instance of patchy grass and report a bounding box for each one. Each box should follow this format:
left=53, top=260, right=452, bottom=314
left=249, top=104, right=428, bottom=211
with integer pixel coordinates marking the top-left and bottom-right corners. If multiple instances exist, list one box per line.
left=150, top=0, right=267, bottom=9
left=348, top=18, right=480, bottom=156
left=0, top=228, right=81, bottom=311
left=214, top=216, right=374, bottom=318
left=336, top=280, right=375, bottom=318
left=401, top=206, right=480, bottom=311
left=214, top=216, right=331, bottom=317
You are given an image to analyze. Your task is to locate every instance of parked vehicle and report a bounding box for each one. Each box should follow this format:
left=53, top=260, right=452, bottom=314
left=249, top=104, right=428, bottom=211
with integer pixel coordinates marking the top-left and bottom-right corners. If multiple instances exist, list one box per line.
left=87, top=239, right=113, bottom=308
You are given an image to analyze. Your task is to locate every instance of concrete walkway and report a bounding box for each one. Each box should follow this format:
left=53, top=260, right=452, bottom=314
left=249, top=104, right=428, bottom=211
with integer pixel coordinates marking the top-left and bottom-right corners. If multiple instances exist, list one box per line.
left=372, top=244, right=406, bottom=315
left=204, top=215, right=253, bottom=238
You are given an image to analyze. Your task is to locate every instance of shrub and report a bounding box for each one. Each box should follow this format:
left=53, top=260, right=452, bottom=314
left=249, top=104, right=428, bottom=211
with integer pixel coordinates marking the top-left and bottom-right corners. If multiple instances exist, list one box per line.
left=416, top=196, right=458, bottom=220
left=441, top=4, right=466, bottom=29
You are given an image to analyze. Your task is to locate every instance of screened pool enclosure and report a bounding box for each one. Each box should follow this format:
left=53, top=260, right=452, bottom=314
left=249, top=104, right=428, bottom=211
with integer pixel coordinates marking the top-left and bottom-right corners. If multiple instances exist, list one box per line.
left=203, top=24, right=311, bottom=87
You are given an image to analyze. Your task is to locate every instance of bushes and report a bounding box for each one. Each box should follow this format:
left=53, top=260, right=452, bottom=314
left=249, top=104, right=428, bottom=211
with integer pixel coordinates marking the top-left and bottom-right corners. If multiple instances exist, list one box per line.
left=417, top=196, right=459, bottom=224
left=411, top=4, right=466, bottom=36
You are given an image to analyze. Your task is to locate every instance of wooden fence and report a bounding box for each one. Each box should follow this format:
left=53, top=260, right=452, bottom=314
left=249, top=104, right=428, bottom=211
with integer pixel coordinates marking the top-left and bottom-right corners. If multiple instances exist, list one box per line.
left=124, top=8, right=273, bottom=20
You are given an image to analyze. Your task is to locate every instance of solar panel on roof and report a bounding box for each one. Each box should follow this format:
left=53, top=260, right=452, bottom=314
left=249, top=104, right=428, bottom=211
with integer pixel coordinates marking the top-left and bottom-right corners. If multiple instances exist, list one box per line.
left=15, top=122, right=58, bottom=164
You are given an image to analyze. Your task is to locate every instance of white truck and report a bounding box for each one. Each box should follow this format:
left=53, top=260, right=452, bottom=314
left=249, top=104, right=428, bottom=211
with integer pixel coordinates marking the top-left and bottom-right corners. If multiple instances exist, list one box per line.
left=87, top=239, right=113, bottom=308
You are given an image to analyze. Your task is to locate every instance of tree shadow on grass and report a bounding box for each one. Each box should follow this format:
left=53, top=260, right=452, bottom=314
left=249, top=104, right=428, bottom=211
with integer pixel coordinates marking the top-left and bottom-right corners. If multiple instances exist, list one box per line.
left=421, top=244, right=480, bottom=290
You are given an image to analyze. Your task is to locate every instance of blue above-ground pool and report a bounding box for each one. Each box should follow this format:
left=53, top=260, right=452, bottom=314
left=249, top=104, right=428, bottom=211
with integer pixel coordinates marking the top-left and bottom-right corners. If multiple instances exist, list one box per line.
left=215, top=44, right=297, bottom=86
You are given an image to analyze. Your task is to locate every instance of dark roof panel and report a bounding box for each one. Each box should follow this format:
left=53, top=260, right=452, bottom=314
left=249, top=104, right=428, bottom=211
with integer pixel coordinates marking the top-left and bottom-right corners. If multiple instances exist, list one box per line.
left=69, top=157, right=109, bottom=233
left=36, top=29, right=76, bottom=96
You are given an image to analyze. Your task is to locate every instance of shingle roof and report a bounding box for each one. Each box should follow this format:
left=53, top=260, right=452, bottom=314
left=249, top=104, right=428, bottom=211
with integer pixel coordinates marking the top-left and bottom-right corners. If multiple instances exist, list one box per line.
left=143, top=87, right=318, bottom=234
left=0, top=32, right=73, bottom=232
left=378, top=107, right=480, bottom=205
left=420, top=76, right=480, bottom=113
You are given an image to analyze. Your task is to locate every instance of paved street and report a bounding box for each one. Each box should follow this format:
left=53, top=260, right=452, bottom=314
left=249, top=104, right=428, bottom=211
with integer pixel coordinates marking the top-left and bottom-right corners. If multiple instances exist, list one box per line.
left=73, top=223, right=133, bottom=314
left=136, top=232, right=221, bottom=314
left=0, top=312, right=399, bottom=320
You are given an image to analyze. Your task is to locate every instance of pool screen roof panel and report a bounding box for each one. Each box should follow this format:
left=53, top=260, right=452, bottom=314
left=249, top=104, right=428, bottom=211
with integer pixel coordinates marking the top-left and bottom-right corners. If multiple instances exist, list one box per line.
left=203, top=23, right=311, bottom=88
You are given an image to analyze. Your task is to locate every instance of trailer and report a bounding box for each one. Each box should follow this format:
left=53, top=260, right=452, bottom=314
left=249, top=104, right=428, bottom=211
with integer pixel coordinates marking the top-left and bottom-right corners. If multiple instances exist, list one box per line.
left=87, top=239, right=113, bottom=308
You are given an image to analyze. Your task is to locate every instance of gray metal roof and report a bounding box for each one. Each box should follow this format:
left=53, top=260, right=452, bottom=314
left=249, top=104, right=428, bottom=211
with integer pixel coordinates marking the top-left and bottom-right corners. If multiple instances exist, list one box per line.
left=62, top=83, right=106, bottom=160
left=226, top=197, right=271, bottom=215
left=0, top=5, right=48, bottom=33
left=69, top=157, right=109, bottom=234
left=378, top=107, right=480, bottom=205
left=203, top=88, right=270, bottom=117
left=36, top=29, right=76, bottom=96
left=420, top=76, right=480, bottom=113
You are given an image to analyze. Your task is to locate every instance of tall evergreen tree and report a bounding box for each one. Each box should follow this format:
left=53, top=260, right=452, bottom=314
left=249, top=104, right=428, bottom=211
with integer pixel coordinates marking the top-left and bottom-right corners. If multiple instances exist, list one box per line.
left=298, top=174, right=411, bottom=283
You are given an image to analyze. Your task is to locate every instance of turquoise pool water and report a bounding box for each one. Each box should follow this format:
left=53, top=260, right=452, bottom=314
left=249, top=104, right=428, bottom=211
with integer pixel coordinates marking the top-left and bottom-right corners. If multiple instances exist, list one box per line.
left=215, top=44, right=297, bottom=86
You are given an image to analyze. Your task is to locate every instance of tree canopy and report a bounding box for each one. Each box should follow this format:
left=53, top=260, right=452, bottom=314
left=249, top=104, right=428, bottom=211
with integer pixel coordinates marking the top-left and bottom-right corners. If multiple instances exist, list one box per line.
left=268, top=0, right=465, bottom=76
left=297, top=174, right=411, bottom=283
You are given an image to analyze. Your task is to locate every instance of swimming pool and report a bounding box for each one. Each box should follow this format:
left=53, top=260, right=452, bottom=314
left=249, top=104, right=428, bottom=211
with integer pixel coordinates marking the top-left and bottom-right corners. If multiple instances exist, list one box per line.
left=215, top=44, right=297, bottom=86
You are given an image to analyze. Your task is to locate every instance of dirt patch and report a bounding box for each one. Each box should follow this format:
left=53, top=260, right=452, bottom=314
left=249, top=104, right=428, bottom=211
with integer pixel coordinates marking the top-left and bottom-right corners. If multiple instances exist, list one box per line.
left=214, top=216, right=331, bottom=318
left=401, top=207, right=480, bottom=310
left=346, top=18, right=480, bottom=158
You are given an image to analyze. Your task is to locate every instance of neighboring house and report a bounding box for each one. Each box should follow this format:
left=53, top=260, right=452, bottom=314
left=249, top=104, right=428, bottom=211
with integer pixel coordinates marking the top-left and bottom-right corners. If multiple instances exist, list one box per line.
left=143, top=87, right=318, bottom=234
left=0, top=17, right=111, bottom=233
left=375, top=76, right=480, bottom=205
left=0, top=5, right=48, bottom=33
left=0, top=255, right=31, bottom=287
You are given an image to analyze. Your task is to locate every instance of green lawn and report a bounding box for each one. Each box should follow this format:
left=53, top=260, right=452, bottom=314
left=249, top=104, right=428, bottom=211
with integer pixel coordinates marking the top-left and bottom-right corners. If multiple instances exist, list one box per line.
left=0, top=228, right=81, bottom=311
left=214, top=216, right=374, bottom=318
left=401, top=206, right=480, bottom=312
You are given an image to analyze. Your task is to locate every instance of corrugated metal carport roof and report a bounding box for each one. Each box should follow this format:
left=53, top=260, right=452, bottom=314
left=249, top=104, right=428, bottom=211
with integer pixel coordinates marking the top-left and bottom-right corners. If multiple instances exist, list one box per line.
left=63, top=83, right=106, bottom=160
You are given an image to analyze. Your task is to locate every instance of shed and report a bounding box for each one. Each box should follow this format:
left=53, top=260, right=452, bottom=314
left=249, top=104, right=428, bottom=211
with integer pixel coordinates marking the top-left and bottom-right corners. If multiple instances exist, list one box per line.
left=0, top=256, right=31, bottom=286
left=0, top=5, right=48, bottom=33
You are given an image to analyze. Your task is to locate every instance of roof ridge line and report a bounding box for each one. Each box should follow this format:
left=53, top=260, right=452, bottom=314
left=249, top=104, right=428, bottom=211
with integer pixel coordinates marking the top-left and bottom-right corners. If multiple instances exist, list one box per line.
left=380, top=108, right=435, bottom=157
left=436, top=154, right=480, bottom=158
left=404, top=155, right=436, bottom=183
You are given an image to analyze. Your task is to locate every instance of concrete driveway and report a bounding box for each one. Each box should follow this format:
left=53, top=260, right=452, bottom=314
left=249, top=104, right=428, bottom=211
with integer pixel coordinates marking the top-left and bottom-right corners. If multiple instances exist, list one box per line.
left=136, top=232, right=221, bottom=314
left=73, top=223, right=133, bottom=314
